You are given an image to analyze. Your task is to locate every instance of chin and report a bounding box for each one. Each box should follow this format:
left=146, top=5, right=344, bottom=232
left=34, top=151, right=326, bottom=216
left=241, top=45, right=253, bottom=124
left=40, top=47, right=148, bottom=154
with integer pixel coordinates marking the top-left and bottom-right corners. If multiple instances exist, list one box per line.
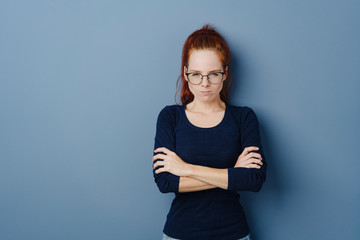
left=197, top=96, right=217, bottom=103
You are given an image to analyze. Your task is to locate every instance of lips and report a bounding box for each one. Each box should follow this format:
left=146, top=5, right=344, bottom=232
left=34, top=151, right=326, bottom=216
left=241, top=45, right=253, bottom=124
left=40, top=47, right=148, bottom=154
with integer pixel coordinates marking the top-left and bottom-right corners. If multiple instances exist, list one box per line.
left=200, top=91, right=211, bottom=94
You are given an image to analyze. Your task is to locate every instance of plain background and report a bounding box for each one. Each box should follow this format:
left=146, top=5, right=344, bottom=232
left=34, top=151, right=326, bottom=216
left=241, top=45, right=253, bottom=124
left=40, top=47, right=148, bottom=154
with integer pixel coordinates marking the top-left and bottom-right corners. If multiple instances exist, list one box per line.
left=1, top=1, right=359, bottom=239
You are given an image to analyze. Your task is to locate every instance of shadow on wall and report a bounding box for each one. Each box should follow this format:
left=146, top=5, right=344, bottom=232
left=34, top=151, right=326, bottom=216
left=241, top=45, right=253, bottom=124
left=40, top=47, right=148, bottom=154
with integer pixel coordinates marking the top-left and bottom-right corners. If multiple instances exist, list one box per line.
left=229, top=51, right=285, bottom=240
left=228, top=47, right=244, bottom=100
left=242, top=125, right=284, bottom=240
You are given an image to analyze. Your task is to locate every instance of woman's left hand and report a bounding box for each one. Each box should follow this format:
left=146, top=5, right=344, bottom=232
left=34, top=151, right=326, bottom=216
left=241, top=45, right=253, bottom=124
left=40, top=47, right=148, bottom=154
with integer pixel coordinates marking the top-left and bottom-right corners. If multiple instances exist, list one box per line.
left=153, top=147, right=190, bottom=176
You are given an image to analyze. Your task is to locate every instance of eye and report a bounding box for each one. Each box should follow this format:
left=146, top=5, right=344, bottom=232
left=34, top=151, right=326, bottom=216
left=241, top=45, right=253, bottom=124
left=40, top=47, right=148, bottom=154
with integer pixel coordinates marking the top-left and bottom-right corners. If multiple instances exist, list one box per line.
left=189, top=73, right=200, bottom=77
left=210, top=72, right=220, bottom=77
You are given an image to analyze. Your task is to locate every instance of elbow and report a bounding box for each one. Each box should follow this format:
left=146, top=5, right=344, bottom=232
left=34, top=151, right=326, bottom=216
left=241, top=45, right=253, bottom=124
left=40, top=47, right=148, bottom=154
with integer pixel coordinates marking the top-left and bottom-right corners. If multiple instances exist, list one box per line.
left=228, top=168, right=266, bottom=192
left=249, top=181, right=264, bottom=192
left=229, top=182, right=263, bottom=192
left=154, top=173, right=180, bottom=194
left=158, top=187, right=168, bottom=194
left=249, top=173, right=266, bottom=192
left=157, top=183, right=172, bottom=194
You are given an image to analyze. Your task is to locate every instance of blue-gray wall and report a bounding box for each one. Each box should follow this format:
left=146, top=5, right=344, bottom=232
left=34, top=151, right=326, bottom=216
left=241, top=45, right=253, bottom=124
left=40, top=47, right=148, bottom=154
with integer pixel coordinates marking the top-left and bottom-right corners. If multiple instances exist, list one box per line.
left=1, top=1, right=359, bottom=239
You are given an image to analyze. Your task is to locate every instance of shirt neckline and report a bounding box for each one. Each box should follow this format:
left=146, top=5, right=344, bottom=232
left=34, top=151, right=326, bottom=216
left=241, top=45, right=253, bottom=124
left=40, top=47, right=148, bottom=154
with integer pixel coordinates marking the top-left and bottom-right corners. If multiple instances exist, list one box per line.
left=182, top=103, right=228, bottom=130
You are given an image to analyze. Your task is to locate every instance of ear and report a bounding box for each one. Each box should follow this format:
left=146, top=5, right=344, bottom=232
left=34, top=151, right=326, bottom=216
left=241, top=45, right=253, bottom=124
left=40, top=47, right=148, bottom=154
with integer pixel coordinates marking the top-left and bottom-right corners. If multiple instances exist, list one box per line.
left=223, top=65, right=229, bottom=81
left=184, top=66, right=188, bottom=81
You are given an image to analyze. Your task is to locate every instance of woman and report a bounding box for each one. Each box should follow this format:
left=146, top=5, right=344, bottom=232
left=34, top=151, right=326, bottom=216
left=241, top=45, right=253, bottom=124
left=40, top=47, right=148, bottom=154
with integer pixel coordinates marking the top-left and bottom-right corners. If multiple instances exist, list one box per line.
left=152, top=25, right=267, bottom=240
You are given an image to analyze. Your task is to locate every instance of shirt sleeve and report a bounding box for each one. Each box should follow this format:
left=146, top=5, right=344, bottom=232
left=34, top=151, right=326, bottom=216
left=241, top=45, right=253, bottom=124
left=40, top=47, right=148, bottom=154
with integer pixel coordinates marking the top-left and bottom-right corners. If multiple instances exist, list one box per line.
left=153, top=106, right=180, bottom=193
left=227, top=107, right=267, bottom=192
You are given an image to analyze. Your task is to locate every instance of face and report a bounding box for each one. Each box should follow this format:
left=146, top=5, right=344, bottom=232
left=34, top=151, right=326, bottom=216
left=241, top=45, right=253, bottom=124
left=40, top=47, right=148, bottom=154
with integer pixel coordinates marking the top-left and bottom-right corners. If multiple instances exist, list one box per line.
left=184, top=49, right=228, bottom=103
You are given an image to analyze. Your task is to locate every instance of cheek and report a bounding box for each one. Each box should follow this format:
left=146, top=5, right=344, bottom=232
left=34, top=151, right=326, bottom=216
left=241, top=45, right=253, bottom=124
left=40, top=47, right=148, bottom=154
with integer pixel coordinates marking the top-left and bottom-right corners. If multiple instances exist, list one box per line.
left=215, top=82, right=224, bottom=93
left=188, top=82, right=195, bottom=94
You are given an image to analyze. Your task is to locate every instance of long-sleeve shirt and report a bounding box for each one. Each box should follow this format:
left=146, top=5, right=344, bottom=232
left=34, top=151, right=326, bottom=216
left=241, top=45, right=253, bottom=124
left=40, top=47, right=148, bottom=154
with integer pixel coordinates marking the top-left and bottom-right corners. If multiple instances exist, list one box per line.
left=153, top=103, right=267, bottom=240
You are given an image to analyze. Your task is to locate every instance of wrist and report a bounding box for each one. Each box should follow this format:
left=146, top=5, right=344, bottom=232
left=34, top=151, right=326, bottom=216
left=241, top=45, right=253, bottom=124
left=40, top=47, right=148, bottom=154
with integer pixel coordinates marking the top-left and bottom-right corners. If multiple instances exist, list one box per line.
left=186, top=163, right=195, bottom=177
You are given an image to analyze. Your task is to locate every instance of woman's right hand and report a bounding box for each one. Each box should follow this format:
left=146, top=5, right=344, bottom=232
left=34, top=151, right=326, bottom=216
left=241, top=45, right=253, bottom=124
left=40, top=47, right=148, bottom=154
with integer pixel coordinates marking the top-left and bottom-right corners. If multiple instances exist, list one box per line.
left=234, top=146, right=263, bottom=169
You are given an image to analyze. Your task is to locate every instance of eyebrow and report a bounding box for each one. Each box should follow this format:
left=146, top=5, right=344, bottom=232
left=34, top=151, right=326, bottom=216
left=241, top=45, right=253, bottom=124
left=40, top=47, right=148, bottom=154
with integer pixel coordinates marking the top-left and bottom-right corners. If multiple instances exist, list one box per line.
left=187, top=69, right=223, bottom=73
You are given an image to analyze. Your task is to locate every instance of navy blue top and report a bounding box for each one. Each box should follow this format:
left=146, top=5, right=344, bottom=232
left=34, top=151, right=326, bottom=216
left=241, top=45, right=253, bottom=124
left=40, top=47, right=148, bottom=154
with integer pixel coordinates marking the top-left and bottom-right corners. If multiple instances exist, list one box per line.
left=153, top=103, right=267, bottom=240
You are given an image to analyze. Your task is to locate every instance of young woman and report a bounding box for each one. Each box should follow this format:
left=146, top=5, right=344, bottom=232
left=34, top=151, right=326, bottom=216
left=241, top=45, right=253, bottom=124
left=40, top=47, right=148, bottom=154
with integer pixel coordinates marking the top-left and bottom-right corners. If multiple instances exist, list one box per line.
left=152, top=25, right=267, bottom=240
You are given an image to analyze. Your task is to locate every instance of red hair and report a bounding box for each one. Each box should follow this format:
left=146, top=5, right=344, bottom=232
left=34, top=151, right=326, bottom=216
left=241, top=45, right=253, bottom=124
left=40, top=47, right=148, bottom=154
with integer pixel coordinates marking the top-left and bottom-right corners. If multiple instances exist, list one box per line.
left=175, top=24, right=232, bottom=105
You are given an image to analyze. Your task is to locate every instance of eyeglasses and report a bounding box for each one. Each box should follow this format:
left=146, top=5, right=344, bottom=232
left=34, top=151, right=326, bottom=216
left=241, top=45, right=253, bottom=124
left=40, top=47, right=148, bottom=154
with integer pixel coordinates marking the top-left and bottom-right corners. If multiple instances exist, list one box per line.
left=185, top=71, right=225, bottom=85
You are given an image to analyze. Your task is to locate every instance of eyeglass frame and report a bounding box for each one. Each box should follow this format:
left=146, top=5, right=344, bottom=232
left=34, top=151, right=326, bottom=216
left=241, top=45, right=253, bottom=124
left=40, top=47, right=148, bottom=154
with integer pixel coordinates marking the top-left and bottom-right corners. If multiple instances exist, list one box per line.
left=184, top=71, right=226, bottom=85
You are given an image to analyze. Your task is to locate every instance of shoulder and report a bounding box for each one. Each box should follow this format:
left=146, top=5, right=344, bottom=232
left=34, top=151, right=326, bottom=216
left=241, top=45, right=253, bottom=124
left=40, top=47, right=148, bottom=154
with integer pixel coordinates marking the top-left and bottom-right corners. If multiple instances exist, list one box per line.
left=227, top=103, right=261, bottom=131
left=158, top=104, right=182, bottom=116
left=156, top=104, right=183, bottom=124
left=227, top=103, right=257, bottom=119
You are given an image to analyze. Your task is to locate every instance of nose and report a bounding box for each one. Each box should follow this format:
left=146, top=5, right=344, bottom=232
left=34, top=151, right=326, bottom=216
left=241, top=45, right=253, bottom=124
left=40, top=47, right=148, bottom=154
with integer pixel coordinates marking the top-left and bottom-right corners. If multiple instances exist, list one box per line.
left=201, top=75, right=211, bottom=86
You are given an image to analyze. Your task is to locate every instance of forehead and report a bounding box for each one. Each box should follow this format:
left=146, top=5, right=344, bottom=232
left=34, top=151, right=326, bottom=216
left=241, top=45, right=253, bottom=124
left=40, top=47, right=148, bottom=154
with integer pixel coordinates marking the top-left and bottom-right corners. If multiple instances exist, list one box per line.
left=188, top=49, right=222, bottom=71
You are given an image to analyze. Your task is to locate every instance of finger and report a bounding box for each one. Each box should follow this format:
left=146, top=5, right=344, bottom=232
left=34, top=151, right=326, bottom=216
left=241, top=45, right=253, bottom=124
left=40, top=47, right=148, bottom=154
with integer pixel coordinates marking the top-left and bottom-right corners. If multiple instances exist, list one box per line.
left=246, top=146, right=260, bottom=153
left=154, top=147, right=172, bottom=155
left=247, top=152, right=262, bottom=160
left=250, top=164, right=261, bottom=169
left=241, top=146, right=259, bottom=156
left=245, top=163, right=261, bottom=169
left=247, top=158, right=263, bottom=165
left=155, top=166, right=168, bottom=174
left=152, top=153, right=167, bottom=162
left=153, top=160, right=165, bottom=169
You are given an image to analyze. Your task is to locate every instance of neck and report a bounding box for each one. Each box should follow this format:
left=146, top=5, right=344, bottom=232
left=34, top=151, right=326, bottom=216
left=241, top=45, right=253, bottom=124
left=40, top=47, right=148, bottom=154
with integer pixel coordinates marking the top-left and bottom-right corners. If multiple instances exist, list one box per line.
left=186, top=98, right=226, bottom=113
